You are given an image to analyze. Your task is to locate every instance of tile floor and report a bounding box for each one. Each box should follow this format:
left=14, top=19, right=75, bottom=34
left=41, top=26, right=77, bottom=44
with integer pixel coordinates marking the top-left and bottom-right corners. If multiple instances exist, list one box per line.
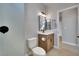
left=47, top=48, right=79, bottom=56
left=47, top=43, right=79, bottom=56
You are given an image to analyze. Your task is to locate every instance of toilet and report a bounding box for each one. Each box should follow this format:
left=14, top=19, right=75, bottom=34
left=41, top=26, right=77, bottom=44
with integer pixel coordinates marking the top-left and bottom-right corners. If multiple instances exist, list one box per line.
left=27, top=37, right=46, bottom=56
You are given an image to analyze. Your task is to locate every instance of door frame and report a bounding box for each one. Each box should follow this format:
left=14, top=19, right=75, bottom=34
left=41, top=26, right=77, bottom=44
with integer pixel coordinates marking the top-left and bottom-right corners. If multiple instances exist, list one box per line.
left=57, top=4, right=79, bottom=48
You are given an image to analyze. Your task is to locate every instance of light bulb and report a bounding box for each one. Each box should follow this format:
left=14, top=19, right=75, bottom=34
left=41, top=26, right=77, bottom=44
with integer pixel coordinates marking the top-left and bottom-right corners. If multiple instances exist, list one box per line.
left=38, top=12, right=46, bottom=17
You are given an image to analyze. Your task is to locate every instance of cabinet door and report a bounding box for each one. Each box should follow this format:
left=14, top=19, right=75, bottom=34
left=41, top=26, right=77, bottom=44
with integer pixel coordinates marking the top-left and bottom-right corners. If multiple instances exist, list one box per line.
left=47, top=38, right=51, bottom=51
left=50, top=34, right=54, bottom=48
left=47, top=34, right=54, bottom=51
left=38, top=34, right=47, bottom=52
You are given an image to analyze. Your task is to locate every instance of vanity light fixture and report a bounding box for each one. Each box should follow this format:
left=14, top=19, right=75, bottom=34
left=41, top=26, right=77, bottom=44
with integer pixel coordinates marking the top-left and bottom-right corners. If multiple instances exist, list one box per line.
left=38, top=12, right=51, bottom=19
left=38, top=12, right=46, bottom=17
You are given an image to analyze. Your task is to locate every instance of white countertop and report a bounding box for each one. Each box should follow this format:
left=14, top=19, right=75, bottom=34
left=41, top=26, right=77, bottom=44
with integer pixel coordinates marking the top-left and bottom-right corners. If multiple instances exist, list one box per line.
left=38, top=30, right=54, bottom=35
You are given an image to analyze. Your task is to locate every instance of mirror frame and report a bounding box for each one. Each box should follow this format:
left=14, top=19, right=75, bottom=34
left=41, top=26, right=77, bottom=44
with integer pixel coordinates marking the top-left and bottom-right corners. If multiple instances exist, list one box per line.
left=38, top=15, right=51, bottom=31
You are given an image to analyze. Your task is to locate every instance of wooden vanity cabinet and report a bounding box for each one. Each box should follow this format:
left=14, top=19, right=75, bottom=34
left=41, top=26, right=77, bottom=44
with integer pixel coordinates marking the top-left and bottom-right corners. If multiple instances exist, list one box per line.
left=38, top=33, right=54, bottom=53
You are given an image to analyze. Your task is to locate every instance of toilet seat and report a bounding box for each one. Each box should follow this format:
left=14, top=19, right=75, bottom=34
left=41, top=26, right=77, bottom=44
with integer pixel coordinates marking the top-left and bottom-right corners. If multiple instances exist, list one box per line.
left=32, top=47, right=46, bottom=56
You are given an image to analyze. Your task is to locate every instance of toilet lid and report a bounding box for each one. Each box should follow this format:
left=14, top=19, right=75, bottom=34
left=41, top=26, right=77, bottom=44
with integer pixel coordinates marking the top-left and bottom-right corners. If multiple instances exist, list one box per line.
left=32, top=47, right=46, bottom=55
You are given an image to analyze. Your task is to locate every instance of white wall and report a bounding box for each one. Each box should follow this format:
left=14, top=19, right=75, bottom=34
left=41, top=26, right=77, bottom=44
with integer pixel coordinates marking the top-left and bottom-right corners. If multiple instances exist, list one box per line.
left=77, top=7, right=79, bottom=35
left=24, top=3, right=46, bottom=54
left=61, top=8, right=77, bottom=44
left=25, top=3, right=45, bottom=39
left=45, top=3, right=78, bottom=19
left=0, top=4, right=25, bottom=56
left=77, top=6, right=79, bottom=47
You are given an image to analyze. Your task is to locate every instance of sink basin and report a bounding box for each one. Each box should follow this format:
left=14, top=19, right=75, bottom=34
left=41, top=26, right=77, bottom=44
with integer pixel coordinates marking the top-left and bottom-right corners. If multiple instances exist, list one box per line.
left=38, top=30, right=54, bottom=35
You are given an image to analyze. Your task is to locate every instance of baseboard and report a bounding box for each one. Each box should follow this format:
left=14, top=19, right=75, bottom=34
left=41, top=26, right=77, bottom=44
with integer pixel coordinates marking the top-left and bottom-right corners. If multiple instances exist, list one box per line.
left=62, top=41, right=77, bottom=46
left=54, top=45, right=59, bottom=49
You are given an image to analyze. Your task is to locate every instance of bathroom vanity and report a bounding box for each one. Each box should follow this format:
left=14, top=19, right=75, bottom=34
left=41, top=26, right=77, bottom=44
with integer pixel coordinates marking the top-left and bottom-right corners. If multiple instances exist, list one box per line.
left=38, top=12, right=54, bottom=53
left=38, top=30, right=54, bottom=53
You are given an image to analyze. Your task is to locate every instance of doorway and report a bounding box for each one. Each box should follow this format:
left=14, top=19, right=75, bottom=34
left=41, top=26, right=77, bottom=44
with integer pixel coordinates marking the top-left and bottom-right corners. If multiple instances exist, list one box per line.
left=58, top=6, right=79, bottom=52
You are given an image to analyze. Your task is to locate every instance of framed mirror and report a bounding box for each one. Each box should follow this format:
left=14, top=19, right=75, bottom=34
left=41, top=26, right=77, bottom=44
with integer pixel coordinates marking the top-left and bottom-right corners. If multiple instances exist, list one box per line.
left=38, top=13, right=51, bottom=32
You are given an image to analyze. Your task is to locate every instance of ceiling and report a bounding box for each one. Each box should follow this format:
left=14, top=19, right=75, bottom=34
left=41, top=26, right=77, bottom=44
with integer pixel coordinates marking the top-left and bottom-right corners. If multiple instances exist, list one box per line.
left=43, top=3, right=78, bottom=10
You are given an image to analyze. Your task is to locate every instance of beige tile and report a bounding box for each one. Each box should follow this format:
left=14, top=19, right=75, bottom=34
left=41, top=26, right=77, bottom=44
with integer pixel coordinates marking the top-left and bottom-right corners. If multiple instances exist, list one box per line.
left=47, top=48, right=79, bottom=56
left=47, top=43, right=79, bottom=56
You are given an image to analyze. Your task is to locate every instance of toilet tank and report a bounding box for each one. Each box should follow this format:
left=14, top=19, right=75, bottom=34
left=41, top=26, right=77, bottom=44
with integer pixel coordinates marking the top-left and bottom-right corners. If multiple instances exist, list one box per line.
left=27, top=37, right=38, bottom=49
